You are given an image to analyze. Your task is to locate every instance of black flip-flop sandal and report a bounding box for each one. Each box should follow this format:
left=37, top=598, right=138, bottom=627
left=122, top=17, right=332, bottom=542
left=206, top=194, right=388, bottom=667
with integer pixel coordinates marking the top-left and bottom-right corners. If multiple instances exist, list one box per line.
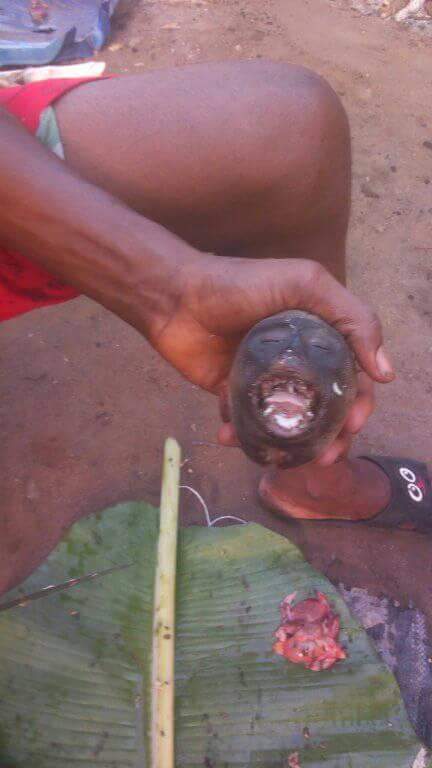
left=360, top=456, right=432, bottom=532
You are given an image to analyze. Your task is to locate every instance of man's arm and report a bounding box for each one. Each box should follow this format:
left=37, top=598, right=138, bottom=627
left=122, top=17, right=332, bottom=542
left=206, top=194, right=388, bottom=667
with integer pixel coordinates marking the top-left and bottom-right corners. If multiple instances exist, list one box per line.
left=0, top=106, right=198, bottom=341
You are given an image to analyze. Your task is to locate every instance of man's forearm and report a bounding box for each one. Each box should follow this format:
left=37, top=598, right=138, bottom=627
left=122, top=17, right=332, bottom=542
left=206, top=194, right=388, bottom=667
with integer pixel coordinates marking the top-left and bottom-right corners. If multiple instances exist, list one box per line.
left=0, top=107, right=198, bottom=336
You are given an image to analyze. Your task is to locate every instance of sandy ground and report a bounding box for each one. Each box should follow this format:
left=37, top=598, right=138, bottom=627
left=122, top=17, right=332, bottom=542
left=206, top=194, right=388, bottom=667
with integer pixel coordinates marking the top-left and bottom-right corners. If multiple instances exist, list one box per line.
left=0, top=1, right=431, bottom=618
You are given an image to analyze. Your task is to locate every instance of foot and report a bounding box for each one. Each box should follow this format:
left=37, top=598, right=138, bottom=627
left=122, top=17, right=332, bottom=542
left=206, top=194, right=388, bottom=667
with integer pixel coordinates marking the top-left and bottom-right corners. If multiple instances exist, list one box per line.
left=259, top=458, right=391, bottom=521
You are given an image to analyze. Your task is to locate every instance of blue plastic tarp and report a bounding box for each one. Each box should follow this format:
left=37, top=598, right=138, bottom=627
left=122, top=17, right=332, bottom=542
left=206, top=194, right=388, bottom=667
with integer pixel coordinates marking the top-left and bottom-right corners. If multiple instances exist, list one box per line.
left=0, top=1, right=119, bottom=67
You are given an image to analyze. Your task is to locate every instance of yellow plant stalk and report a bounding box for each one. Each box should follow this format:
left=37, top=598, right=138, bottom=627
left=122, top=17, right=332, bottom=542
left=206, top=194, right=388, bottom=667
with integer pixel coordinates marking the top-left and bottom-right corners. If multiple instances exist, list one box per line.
left=151, top=438, right=181, bottom=768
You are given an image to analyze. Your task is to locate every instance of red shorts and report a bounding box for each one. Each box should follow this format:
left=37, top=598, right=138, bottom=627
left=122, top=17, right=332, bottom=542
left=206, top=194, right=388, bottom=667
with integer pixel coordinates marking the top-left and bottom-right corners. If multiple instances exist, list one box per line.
left=0, top=77, right=101, bottom=322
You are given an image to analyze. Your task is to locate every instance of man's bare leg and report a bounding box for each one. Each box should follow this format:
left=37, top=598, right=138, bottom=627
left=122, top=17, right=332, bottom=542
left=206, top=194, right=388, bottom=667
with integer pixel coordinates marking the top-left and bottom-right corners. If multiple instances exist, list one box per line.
left=56, top=61, right=390, bottom=523
left=56, top=61, right=349, bottom=277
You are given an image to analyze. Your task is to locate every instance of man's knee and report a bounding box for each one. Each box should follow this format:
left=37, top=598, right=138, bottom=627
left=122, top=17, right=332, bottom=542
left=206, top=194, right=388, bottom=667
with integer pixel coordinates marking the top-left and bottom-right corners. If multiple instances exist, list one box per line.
left=223, top=62, right=350, bottom=270
left=247, top=61, right=350, bottom=186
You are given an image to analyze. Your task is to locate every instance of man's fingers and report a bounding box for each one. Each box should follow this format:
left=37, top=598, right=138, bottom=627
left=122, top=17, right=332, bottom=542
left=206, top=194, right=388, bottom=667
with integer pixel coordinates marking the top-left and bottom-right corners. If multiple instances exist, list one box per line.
left=343, top=373, right=375, bottom=434
left=341, top=309, right=394, bottom=384
left=315, top=432, right=352, bottom=467
left=217, top=422, right=240, bottom=447
left=314, top=373, right=374, bottom=466
left=330, top=299, right=394, bottom=384
left=298, top=263, right=395, bottom=384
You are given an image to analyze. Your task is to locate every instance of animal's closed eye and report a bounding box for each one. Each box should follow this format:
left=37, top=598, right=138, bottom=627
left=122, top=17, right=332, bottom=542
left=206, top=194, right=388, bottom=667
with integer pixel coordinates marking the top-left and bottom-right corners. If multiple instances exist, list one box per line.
left=310, top=341, right=331, bottom=351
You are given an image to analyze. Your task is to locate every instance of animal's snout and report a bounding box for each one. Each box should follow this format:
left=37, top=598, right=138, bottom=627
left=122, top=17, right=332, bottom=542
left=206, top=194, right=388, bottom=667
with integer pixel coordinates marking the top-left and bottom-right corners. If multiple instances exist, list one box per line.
left=259, top=374, right=317, bottom=437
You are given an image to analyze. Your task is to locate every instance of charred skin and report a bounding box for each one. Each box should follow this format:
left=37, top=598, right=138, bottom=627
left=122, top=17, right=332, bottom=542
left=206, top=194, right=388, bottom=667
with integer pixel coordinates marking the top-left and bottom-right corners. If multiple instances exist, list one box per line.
left=228, top=310, right=357, bottom=468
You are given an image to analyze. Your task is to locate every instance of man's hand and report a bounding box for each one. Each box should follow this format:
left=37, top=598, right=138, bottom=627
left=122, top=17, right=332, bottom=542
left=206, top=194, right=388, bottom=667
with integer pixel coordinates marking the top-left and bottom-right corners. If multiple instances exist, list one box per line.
left=150, top=254, right=394, bottom=462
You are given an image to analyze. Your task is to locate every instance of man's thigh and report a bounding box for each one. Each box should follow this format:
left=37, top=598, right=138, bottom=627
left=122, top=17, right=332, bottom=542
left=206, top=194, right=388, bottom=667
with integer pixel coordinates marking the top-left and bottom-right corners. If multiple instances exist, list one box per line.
left=56, top=60, right=349, bottom=267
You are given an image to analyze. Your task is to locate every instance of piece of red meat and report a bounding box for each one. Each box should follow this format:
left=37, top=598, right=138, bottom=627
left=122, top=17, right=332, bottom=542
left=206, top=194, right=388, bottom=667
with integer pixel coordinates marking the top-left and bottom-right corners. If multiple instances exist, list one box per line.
left=273, top=591, right=346, bottom=672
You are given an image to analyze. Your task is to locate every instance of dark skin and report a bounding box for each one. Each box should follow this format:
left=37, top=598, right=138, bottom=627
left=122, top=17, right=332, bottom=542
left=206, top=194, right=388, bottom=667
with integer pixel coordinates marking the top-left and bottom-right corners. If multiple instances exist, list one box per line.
left=0, top=62, right=395, bottom=594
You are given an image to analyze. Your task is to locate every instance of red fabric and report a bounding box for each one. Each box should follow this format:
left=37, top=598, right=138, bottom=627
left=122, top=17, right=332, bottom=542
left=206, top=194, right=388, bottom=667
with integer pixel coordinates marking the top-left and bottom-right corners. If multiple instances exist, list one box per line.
left=0, top=77, right=102, bottom=322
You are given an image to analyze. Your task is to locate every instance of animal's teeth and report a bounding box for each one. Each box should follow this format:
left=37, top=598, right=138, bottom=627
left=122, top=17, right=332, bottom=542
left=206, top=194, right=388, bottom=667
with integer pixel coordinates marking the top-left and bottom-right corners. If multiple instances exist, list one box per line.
left=307, top=411, right=313, bottom=418
left=288, top=382, right=295, bottom=394
left=263, top=406, right=275, bottom=416
left=274, top=413, right=302, bottom=430
left=267, top=391, right=305, bottom=407
left=332, top=382, right=343, bottom=396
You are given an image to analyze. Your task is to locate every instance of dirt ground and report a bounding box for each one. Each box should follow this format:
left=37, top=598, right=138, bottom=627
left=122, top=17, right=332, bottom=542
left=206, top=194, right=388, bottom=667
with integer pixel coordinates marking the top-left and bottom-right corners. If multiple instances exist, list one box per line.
left=0, top=1, right=431, bottom=619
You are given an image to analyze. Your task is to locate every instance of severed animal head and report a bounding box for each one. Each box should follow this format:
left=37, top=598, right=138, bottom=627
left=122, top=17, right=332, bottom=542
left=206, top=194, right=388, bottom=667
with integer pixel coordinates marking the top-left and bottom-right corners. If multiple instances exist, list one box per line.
left=228, top=311, right=357, bottom=467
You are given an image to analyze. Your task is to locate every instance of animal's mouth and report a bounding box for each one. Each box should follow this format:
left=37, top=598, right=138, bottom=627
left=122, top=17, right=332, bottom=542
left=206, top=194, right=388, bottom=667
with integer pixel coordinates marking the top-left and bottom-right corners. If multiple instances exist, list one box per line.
left=258, top=375, right=317, bottom=437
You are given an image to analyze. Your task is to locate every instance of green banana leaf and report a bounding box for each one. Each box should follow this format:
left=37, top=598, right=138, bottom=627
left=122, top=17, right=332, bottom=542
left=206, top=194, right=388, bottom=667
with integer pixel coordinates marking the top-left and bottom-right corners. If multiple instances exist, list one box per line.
left=0, top=502, right=424, bottom=767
